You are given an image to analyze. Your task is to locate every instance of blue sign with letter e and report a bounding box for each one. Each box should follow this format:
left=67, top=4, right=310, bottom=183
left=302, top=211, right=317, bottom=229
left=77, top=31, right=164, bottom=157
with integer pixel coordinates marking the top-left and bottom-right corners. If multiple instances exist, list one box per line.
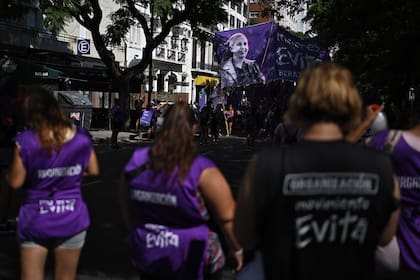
left=77, top=39, right=90, bottom=55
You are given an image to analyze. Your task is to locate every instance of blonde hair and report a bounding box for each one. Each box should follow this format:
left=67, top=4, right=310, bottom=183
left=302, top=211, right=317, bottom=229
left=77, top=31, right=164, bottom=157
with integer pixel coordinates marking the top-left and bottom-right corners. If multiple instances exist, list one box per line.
left=286, top=62, right=362, bottom=135
left=226, top=33, right=247, bottom=49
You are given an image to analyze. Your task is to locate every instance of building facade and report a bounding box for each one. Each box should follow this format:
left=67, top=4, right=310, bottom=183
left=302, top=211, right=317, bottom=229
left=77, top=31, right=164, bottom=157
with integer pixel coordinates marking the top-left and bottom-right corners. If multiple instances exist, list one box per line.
left=0, top=0, right=252, bottom=128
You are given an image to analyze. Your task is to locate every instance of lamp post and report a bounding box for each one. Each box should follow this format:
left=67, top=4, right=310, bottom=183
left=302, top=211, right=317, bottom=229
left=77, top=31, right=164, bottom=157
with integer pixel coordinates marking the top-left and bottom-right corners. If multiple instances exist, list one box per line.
left=148, top=0, right=154, bottom=106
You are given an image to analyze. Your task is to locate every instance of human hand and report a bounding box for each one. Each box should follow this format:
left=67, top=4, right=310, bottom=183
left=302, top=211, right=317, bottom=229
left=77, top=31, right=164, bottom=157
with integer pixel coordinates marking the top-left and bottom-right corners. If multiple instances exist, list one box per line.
left=230, top=248, right=244, bottom=272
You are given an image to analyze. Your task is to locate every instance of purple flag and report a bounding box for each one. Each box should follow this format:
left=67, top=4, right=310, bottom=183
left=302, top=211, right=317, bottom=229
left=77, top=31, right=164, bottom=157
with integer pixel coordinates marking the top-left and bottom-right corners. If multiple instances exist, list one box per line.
left=199, top=88, right=207, bottom=110
left=215, top=22, right=329, bottom=89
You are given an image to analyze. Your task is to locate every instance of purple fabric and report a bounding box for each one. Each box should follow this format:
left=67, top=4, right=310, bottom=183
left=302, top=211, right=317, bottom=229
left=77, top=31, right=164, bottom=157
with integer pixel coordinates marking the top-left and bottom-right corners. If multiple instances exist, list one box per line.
left=371, top=130, right=420, bottom=270
left=124, top=147, right=216, bottom=279
left=215, top=22, right=329, bottom=88
left=15, top=126, right=92, bottom=240
left=199, top=89, right=207, bottom=110
left=140, top=110, right=154, bottom=127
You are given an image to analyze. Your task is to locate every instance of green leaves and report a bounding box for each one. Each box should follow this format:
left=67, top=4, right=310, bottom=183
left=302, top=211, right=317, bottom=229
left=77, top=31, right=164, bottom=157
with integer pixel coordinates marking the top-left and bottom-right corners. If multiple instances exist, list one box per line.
left=105, top=6, right=135, bottom=46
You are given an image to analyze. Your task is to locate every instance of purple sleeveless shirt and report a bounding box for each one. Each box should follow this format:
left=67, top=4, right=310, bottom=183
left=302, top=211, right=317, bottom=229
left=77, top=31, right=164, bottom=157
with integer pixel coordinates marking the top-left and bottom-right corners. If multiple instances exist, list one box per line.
left=124, top=147, right=215, bottom=280
left=15, top=126, right=93, bottom=241
left=371, top=130, right=420, bottom=270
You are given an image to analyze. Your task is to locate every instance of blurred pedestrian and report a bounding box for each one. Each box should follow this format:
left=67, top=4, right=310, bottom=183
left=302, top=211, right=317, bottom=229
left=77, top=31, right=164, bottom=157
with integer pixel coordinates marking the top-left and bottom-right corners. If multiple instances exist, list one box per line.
left=234, top=62, right=400, bottom=280
left=5, top=85, right=99, bottom=280
left=210, top=104, right=224, bottom=143
left=134, top=96, right=145, bottom=133
left=119, top=102, right=243, bottom=280
left=225, top=104, right=235, bottom=136
left=110, top=98, right=124, bottom=149
left=199, top=104, right=212, bottom=145
left=368, top=95, right=420, bottom=276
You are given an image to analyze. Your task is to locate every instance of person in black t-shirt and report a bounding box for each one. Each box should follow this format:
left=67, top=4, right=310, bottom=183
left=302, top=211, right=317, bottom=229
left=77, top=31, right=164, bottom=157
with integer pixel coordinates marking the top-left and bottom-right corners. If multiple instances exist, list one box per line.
left=234, top=62, right=400, bottom=280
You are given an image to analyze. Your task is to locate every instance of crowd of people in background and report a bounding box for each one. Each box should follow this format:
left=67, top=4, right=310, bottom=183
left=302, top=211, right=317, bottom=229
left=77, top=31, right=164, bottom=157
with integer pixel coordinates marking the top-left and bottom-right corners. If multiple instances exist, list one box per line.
left=1, top=61, right=419, bottom=280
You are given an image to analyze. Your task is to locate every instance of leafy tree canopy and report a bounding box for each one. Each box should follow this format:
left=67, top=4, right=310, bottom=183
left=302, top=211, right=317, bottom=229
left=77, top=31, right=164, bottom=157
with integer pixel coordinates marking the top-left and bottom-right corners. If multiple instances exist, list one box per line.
left=277, top=0, right=420, bottom=104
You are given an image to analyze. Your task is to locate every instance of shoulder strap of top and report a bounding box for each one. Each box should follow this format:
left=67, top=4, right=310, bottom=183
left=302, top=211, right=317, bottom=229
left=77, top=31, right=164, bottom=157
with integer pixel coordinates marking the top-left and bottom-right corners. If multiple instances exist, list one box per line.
left=383, top=130, right=402, bottom=154
left=125, top=161, right=153, bottom=182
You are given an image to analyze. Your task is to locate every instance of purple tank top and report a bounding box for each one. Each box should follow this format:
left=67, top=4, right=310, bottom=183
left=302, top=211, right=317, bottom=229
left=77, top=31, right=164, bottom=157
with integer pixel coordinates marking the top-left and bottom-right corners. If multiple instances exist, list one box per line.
left=371, top=130, right=420, bottom=270
left=124, top=147, right=215, bottom=280
left=15, top=126, right=93, bottom=241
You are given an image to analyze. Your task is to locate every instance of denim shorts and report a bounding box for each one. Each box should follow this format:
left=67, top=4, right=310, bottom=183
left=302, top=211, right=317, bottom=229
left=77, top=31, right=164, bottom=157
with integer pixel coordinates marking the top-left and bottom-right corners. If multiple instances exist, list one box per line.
left=20, top=230, right=87, bottom=249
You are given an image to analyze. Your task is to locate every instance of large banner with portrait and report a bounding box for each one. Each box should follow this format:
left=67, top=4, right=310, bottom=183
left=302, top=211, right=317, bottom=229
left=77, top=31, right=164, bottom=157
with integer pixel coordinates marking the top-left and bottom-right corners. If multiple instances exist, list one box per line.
left=215, top=22, right=329, bottom=89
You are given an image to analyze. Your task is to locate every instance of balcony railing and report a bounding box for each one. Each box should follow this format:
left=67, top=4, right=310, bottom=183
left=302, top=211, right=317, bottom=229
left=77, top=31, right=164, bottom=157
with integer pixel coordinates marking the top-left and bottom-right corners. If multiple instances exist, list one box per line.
left=154, top=46, right=187, bottom=64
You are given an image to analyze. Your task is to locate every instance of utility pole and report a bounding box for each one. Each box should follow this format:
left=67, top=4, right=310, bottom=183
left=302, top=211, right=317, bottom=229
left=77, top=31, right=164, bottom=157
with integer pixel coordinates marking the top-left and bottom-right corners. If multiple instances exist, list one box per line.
left=148, top=1, right=154, bottom=106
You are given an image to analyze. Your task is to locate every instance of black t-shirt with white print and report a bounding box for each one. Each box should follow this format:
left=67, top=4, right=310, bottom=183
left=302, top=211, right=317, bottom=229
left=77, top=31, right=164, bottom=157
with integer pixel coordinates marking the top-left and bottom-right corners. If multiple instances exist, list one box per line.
left=253, top=140, right=397, bottom=280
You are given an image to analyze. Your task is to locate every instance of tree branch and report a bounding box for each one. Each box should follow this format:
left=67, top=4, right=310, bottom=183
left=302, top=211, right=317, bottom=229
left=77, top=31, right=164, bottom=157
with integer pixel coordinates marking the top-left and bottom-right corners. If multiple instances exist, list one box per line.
left=126, top=0, right=151, bottom=39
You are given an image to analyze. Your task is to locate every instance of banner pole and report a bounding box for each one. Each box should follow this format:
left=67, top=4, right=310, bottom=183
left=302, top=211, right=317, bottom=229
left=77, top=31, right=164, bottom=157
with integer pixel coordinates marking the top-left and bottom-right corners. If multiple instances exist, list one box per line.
left=261, top=21, right=275, bottom=68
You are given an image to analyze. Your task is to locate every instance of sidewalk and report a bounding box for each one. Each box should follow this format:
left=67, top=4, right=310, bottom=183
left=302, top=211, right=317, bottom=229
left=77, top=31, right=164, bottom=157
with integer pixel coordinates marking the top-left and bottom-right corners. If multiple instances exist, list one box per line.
left=89, top=129, right=149, bottom=145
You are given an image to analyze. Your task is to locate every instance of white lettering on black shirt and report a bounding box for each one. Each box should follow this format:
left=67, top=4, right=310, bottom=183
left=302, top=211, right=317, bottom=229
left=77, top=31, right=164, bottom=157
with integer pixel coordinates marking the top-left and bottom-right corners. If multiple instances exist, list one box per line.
left=283, top=173, right=379, bottom=196
left=295, top=211, right=368, bottom=249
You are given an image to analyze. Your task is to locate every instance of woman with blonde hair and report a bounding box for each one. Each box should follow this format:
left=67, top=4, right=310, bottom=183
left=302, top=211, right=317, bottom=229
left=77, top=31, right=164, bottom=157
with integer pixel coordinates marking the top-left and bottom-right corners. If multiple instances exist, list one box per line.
left=235, top=62, right=400, bottom=280
left=120, top=102, right=242, bottom=280
left=6, top=85, right=99, bottom=280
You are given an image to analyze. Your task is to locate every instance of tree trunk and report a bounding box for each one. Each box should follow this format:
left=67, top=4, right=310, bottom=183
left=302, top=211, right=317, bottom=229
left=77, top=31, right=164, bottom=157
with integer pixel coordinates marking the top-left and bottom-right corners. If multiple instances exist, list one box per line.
left=118, top=76, right=131, bottom=131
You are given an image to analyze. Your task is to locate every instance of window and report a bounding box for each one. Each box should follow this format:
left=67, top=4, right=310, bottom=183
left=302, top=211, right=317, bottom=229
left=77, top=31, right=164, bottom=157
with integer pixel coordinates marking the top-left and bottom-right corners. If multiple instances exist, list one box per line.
left=230, top=15, right=235, bottom=28
left=200, top=41, right=206, bottom=69
left=249, top=12, right=259, bottom=18
left=237, top=19, right=241, bottom=28
left=243, top=4, right=248, bottom=16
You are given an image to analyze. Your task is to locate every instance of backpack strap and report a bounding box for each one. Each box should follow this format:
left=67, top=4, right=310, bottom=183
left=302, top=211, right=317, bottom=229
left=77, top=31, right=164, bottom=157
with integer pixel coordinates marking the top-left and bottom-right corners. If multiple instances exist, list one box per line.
left=382, top=130, right=402, bottom=154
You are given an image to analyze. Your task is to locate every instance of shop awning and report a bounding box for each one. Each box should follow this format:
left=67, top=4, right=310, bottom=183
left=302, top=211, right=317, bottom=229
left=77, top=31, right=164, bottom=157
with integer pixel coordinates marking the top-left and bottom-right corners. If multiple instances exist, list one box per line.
left=194, top=75, right=219, bottom=86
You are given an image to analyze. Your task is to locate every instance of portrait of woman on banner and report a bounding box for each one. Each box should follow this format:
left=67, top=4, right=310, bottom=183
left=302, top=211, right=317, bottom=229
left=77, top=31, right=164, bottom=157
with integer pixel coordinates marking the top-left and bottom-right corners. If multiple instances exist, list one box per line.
left=220, top=33, right=265, bottom=88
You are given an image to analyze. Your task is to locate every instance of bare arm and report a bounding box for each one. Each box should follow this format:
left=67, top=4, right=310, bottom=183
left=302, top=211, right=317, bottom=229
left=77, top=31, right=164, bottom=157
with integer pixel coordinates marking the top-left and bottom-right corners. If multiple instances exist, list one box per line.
left=84, top=150, right=99, bottom=176
left=199, top=167, right=243, bottom=271
left=6, top=145, right=26, bottom=189
left=234, top=156, right=257, bottom=250
left=378, top=176, right=400, bottom=246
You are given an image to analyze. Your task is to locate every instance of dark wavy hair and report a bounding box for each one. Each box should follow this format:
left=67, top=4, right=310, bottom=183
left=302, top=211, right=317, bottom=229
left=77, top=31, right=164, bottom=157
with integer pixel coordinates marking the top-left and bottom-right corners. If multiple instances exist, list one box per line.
left=149, top=102, right=198, bottom=182
left=23, top=85, right=72, bottom=153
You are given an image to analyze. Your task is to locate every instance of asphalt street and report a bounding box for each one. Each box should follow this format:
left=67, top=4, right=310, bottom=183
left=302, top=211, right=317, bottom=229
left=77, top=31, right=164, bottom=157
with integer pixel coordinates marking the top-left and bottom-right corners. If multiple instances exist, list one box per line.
left=0, top=130, right=269, bottom=280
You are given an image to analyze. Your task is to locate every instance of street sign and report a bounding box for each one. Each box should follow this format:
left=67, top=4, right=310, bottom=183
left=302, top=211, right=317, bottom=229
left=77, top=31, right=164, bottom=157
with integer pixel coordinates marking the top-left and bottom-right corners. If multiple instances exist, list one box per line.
left=77, top=39, right=90, bottom=55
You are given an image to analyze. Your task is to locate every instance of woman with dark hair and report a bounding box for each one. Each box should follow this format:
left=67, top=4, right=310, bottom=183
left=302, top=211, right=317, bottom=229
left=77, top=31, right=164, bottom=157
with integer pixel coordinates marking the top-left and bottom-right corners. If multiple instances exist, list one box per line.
left=234, top=62, right=400, bottom=280
left=6, top=85, right=99, bottom=280
left=120, top=102, right=243, bottom=280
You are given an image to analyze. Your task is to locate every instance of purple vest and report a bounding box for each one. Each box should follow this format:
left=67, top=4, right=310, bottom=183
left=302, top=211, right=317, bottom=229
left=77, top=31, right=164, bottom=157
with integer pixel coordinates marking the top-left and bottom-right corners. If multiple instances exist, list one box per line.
left=124, top=147, right=215, bottom=280
left=15, top=127, right=93, bottom=241
left=371, top=130, right=420, bottom=270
